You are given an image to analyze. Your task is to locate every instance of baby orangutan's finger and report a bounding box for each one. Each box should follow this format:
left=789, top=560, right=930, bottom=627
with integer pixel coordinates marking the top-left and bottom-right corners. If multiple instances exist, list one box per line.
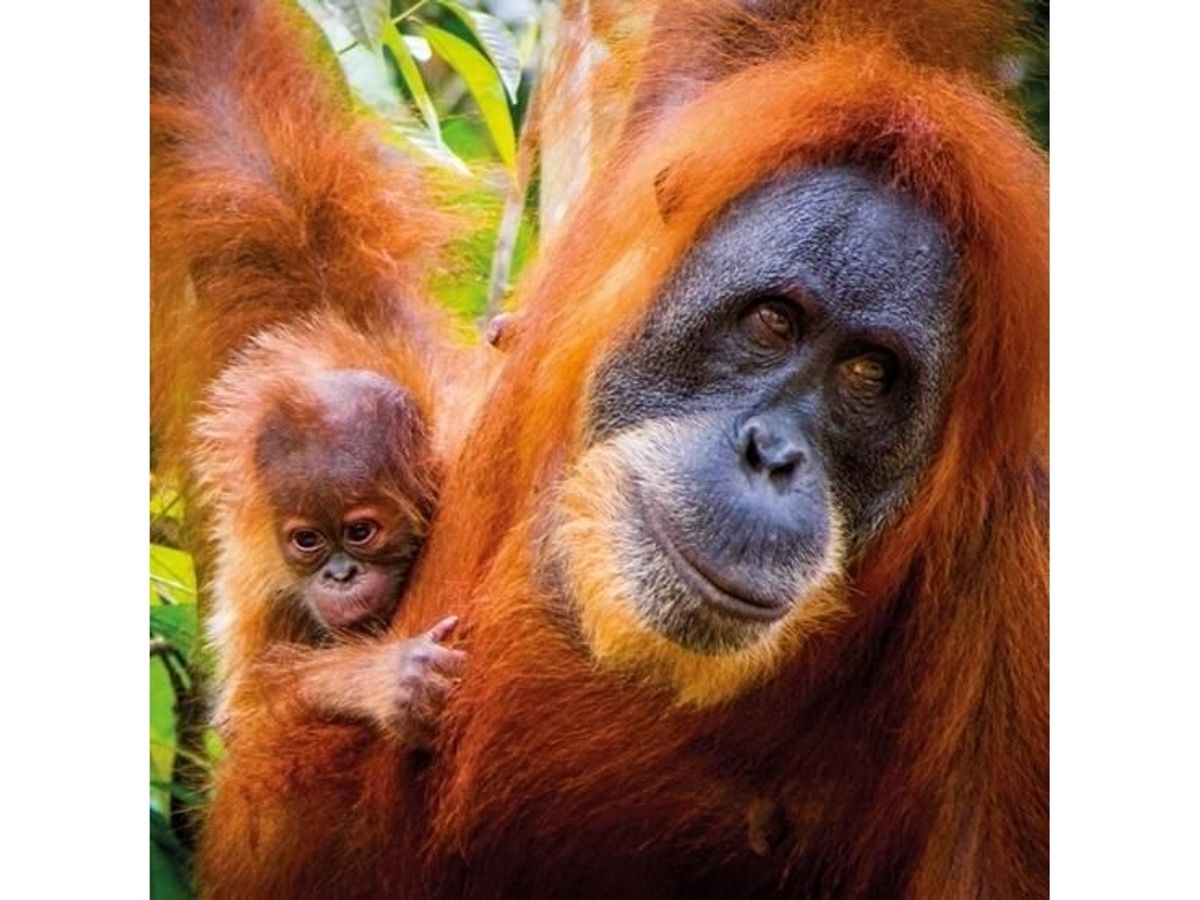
left=423, top=615, right=459, bottom=644
left=428, top=644, right=467, bottom=677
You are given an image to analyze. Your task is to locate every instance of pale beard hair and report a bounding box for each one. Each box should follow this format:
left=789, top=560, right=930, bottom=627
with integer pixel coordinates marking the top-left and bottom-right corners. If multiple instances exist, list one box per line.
left=551, top=418, right=848, bottom=708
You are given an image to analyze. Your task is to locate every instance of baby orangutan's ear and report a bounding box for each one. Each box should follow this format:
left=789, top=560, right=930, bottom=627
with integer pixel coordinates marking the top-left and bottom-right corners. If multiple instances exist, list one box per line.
left=485, top=312, right=523, bottom=352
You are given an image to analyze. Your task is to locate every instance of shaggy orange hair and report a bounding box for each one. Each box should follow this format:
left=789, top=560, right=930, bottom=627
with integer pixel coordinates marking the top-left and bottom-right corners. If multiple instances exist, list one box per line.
left=150, top=0, right=458, bottom=477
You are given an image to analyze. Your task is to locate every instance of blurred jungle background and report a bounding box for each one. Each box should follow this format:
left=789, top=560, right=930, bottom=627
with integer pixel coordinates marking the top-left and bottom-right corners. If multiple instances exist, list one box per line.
left=149, top=1, right=1049, bottom=895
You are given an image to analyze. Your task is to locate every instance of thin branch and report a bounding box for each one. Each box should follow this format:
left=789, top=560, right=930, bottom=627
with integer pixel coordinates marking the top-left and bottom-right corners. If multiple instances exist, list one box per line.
left=486, top=58, right=542, bottom=317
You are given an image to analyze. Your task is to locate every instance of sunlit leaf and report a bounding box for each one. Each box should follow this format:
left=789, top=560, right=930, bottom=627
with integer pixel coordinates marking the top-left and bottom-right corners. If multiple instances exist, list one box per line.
left=150, top=486, right=185, bottom=522
left=382, top=21, right=441, bottom=141
left=392, top=122, right=470, bottom=175
left=422, top=23, right=516, bottom=172
left=323, top=0, right=389, bottom=51
left=441, top=3, right=523, bottom=102
left=150, top=544, right=196, bottom=605
left=403, top=34, right=431, bottom=62
left=343, top=43, right=410, bottom=109
left=204, top=727, right=227, bottom=764
left=299, top=0, right=406, bottom=114
left=515, top=15, right=540, bottom=68
left=297, top=0, right=349, bottom=41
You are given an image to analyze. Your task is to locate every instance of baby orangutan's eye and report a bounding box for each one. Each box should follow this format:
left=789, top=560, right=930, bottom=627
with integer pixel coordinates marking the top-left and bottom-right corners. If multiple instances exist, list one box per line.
left=290, top=528, right=326, bottom=552
left=343, top=520, right=379, bottom=546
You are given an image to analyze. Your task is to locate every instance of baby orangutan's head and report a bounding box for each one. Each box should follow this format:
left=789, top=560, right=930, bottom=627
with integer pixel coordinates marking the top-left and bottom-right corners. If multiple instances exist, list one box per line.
left=254, top=369, right=439, bottom=632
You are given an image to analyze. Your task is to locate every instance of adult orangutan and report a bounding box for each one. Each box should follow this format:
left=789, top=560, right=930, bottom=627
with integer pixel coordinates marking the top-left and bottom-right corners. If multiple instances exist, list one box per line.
left=176, top=0, right=1048, bottom=897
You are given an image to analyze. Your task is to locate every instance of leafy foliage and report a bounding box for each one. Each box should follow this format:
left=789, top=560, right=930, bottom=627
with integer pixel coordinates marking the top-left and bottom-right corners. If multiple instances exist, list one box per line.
left=422, top=22, right=517, bottom=170
left=150, top=507, right=208, bottom=896
left=300, top=0, right=530, bottom=180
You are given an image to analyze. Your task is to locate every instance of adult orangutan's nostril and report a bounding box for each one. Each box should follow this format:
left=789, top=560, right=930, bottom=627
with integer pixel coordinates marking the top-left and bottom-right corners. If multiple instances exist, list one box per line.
left=744, top=433, right=763, bottom=471
left=739, top=416, right=806, bottom=489
left=768, top=460, right=797, bottom=490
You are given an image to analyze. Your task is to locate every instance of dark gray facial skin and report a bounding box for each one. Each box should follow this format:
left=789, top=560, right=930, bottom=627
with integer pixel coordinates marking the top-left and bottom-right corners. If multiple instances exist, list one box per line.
left=584, top=166, right=958, bottom=650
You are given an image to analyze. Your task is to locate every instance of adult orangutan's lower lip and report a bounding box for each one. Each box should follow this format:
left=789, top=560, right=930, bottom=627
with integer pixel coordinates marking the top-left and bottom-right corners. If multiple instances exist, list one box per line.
left=634, top=486, right=791, bottom=623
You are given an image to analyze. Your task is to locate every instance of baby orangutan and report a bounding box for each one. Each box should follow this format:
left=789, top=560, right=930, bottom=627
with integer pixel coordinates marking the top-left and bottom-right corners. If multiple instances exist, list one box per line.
left=193, top=320, right=465, bottom=747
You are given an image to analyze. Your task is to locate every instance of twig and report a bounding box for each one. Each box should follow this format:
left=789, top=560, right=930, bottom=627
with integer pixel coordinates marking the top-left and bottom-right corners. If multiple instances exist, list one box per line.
left=485, top=59, right=542, bottom=318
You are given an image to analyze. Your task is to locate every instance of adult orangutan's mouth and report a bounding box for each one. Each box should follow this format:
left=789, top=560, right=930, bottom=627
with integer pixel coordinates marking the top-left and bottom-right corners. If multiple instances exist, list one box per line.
left=634, top=485, right=792, bottom=623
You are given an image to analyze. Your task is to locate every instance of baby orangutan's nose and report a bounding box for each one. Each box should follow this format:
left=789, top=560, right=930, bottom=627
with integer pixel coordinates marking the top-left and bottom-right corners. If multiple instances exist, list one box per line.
left=322, top=553, right=360, bottom=584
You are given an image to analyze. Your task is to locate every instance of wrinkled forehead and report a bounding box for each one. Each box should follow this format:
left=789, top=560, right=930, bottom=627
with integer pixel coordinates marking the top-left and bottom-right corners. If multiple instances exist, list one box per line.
left=658, top=166, right=957, bottom=343
left=259, top=436, right=394, bottom=517
left=255, top=372, right=410, bottom=516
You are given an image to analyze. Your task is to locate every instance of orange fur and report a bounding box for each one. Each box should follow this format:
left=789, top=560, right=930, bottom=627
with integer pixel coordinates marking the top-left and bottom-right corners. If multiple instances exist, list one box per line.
left=150, top=0, right=461, bottom=477
left=193, top=1, right=1047, bottom=897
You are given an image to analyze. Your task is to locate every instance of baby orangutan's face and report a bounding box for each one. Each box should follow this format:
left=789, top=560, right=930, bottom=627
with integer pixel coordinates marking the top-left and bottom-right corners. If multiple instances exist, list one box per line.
left=276, top=499, right=423, bottom=631
left=254, top=369, right=438, bottom=632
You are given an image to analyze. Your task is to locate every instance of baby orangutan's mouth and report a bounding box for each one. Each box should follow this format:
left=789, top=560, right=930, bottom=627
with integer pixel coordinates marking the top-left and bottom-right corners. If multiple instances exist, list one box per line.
left=309, top=568, right=402, bottom=631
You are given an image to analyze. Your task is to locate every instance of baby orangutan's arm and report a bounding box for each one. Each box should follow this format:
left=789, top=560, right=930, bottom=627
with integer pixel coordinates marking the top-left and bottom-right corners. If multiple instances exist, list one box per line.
left=250, top=616, right=465, bottom=749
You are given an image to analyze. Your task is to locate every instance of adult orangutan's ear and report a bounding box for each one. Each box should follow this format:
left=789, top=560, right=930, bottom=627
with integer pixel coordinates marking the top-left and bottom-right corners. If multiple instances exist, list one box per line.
left=653, top=165, right=684, bottom=224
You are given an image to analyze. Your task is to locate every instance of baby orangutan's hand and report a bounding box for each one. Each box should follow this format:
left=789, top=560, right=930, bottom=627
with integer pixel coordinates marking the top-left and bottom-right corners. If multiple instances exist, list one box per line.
left=381, top=616, right=466, bottom=749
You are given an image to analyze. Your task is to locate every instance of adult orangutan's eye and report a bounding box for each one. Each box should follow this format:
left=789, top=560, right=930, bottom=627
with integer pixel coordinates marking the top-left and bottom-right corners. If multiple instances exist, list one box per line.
left=741, top=299, right=801, bottom=350
left=839, top=351, right=897, bottom=397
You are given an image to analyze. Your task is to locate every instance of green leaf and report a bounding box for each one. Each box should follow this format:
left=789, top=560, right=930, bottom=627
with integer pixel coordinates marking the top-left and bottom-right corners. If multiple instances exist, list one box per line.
left=150, top=809, right=181, bottom=850
left=150, top=657, right=177, bottom=814
left=204, top=727, right=227, bottom=764
left=301, top=0, right=404, bottom=108
left=151, top=809, right=194, bottom=900
left=440, top=3, right=523, bottom=102
left=382, top=21, right=440, bottom=142
left=151, top=779, right=208, bottom=808
left=341, top=43, right=411, bottom=111
left=392, top=122, right=469, bottom=175
left=150, top=486, right=185, bottom=522
left=421, top=23, right=517, bottom=172
left=323, top=0, right=389, bottom=51
left=515, top=15, right=540, bottom=68
left=151, top=603, right=199, bottom=663
left=150, top=544, right=196, bottom=606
